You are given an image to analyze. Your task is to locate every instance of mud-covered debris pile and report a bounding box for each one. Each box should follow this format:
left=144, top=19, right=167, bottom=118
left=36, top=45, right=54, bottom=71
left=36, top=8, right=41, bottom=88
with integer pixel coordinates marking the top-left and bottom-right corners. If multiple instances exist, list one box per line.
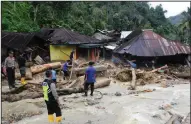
left=115, top=68, right=166, bottom=85
left=2, top=84, right=43, bottom=102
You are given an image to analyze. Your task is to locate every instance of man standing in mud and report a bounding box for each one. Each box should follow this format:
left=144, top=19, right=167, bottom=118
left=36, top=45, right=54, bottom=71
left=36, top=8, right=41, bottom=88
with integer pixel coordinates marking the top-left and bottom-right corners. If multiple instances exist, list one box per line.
left=18, top=53, right=26, bottom=85
left=84, top=61, right=96, bottom=96
left=42, top=70, right=62, bottom=123
left=4, top=51, right=17, bottom=89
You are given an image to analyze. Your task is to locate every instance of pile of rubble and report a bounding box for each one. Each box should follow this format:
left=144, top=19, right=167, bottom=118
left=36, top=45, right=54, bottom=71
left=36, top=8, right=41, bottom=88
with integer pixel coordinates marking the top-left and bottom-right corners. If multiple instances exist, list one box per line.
left=2, top=57, right=190, bottom=102
left=114, top=64, right=190, bottom=89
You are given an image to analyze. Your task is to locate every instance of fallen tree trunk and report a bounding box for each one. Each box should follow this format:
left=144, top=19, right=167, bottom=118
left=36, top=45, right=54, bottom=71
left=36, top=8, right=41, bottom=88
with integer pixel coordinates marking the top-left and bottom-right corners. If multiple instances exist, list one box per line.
left=2, top=84, right=27, bottom=94
left=73, top=65, right=107, bottom=75
left=165, top=114, right=183, bottom=124
left=2, top=79, right=111, bottom=102
left=171, top=72, right=190, bottom=79
left=15, top=68, right=33, bottom=80
left=131, top=68, right=136, bottom=90
left=57, top=79, right=111, bottom=95
left=150, top=64, right=168, bottom=73
left=78, top=62, right=89, bottom=68
left=30, top=62, right=61, bottom=74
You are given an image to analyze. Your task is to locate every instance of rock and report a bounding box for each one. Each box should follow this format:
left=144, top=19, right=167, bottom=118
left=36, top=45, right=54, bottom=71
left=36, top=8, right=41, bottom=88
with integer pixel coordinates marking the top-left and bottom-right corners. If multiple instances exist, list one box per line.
left=102, top=93, right=108, bottom=95
left=170, top=102, right=177, bottom=106
left=115, top=92, right=122, bottom=96
left=86, top=99, right=99, bottom=106
left=152, top=114, right=162, bottom=119
left=159, top=104, right=172, bottom=110
left=85, top=120, right=92, bottom=124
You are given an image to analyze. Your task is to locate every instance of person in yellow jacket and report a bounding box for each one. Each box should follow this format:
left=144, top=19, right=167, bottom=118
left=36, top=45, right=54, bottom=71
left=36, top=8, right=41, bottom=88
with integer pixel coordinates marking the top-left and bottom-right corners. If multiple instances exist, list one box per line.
left=42, top=70, right=62, bottom=123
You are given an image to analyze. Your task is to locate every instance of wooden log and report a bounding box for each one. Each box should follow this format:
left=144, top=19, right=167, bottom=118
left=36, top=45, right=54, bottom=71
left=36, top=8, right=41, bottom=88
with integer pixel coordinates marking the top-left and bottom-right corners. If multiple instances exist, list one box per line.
left=94, top=79, right=111, bottom=89
left=2, top=84, right=27, bottom=94
left=57, top=79, right=111, bottom=95
left=131, top=68, right=136, bottom=90
left=171, top=72, right=190, bottom=79
left=30, top=62, right=61, bottom=74
left=15, top=68, right=33, bottom=80
left=78, top=62, right=89, bottom=68
left=150, top=65, right=168, bottom=73
left=73, top=65, right=107, bottom=75
left=165, top=114, right=183, bottom=124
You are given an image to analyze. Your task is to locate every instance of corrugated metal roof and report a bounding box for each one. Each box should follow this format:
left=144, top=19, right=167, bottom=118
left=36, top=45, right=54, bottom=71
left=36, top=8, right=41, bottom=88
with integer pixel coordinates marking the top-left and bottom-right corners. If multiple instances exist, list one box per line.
left=114, top=30, right=190, bottom=57
left=1, top=32, right=35, bottom=50
left=105, top=45, right=117, bottom=50
left=92, top=33, right=112, bottom=41
left=120, top=31, right=132, bottom=39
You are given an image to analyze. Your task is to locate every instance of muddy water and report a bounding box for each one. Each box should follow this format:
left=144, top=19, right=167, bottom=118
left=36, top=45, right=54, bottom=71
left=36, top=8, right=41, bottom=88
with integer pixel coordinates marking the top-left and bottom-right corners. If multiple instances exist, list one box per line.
left=15, top=82, right=190, bottom=124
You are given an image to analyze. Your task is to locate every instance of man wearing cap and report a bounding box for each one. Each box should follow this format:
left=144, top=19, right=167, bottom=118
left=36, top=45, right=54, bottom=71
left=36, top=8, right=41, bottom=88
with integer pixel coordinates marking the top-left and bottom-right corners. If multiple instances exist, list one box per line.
left=4, top=51, right=17, bottom=89
left=84, top=61, right=96, bottom=96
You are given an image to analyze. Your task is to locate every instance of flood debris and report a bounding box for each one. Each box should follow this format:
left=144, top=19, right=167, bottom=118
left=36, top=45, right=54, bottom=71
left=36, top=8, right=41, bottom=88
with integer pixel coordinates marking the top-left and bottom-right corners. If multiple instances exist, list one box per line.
left=115, top=92, right=122, bottom=96
left=30, top=62, right=61, bottom=74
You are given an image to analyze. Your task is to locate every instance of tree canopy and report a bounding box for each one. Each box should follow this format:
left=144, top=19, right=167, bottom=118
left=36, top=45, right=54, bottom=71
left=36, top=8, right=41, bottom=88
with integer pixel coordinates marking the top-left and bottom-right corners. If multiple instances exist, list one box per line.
left=2, top=1, right=190, bottom=44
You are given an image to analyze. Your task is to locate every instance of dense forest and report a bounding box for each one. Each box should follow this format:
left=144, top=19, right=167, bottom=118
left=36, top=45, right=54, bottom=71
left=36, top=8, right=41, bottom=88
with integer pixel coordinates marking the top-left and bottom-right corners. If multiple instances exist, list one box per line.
left=2, top=1, right=190, bottom=44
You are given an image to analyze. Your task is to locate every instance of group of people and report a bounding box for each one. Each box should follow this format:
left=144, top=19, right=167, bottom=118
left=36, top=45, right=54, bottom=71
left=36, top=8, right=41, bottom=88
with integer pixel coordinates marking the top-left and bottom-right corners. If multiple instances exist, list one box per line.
left=3, top=50, right=97, bottom=123
left=43, top=61, right=96, bottom=123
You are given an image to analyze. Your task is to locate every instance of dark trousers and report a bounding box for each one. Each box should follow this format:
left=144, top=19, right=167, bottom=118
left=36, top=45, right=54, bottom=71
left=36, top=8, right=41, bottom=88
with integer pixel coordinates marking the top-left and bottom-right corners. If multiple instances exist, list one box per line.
left=52, top=79, right=56, bottom=83
left=63, top=70, right=69, bottom=80
left=6, top=67, right=15, bottom=88
left=45, top=100, right=62, bottom=117
left=84, top=83, right=94, bottom=95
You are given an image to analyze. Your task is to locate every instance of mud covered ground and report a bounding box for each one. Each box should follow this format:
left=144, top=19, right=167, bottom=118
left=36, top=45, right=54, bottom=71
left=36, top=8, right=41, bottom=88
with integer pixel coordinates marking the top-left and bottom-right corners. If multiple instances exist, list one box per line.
left=2, top=79, right=190, bottom=124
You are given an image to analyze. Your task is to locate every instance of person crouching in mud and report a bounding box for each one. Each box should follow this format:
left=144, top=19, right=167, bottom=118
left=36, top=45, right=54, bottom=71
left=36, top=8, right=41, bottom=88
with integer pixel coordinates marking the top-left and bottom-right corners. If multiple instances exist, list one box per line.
left=42, top=70, right=62, bottom=123
left=84, top=61, right=96, bottom=96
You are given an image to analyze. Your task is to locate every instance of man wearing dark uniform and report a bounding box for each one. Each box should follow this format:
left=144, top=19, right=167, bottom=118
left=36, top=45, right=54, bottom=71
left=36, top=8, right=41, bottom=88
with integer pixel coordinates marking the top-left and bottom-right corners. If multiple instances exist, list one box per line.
left=4, top=51, right=17, bottom=89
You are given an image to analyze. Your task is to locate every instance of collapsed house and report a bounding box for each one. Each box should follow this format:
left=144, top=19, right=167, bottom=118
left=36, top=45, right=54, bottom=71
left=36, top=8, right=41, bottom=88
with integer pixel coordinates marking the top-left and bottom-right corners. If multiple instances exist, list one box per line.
left=113, top=29, right=191, bottom=67
left=1, top=32, right=49, bottom=63
left=36, top=28, right=104, bottom=61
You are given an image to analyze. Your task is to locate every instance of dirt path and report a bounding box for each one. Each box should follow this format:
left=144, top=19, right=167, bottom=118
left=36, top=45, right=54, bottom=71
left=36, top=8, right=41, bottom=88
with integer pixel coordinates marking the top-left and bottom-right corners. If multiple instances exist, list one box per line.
left=13, top=82, right=190, bottom=124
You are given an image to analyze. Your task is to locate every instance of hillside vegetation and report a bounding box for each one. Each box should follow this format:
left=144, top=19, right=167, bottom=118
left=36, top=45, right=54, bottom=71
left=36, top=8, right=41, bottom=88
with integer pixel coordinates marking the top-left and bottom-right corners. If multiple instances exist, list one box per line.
left=2, top=1, right=190, bottom=44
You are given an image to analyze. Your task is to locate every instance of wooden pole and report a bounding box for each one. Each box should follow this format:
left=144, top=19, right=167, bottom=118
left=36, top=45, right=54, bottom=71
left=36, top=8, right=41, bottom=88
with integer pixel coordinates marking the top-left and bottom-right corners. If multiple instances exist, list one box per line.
left=88, top=49, right=90, bottom=60
left=69, top=58, right=74, bottom=82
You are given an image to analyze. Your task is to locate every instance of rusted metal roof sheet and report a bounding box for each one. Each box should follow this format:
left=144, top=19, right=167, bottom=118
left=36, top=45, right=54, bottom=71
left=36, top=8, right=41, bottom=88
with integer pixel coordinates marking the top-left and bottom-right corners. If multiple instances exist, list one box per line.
left=114, top=30, right=190, bottom=56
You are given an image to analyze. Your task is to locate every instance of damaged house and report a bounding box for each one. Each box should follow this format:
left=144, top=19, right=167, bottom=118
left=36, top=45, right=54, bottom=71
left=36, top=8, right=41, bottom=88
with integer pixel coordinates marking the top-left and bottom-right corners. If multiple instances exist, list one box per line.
left=1, top=32, right=49, bottom=63
left=113, top=29, right=191, bottom=67
left=37, top=28, right=103, bottom=61
left=92, top=29, right=121, bottom=59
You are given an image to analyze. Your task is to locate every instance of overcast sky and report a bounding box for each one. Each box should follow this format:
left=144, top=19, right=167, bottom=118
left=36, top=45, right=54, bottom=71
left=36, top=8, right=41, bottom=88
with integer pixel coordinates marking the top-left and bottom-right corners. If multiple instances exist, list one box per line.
left=149, top=2, right=190, bottom=18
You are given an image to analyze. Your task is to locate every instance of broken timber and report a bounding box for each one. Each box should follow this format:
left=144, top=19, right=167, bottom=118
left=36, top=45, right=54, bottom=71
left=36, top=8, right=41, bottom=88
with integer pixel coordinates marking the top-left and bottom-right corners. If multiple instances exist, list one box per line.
left=73, top=65, right=107, bottom=75
left=30, top=62, right=61, bottom=74
left=131, top=68, right=136, bottom=90
left=57, top=79, right=111, bottom=95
